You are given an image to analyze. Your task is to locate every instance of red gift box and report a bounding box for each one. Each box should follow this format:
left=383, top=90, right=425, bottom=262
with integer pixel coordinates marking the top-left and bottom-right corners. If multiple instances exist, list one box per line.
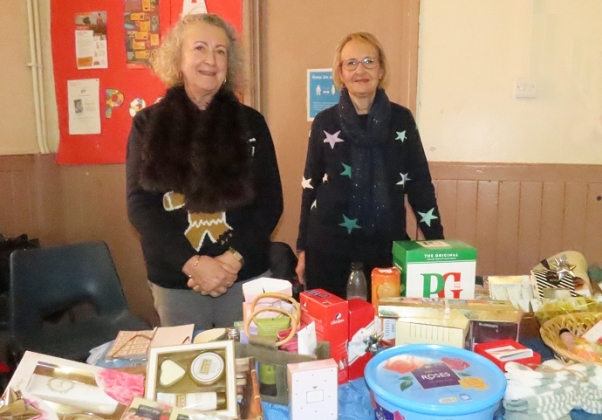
left=347, top=298, right=376, bottom=380
left=474, top=339, right=541, bottom=372
left=300, top=289, right=349, bottom=384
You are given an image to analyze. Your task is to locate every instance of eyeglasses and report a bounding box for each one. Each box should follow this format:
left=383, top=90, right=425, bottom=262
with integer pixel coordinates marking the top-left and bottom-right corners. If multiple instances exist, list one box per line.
left=341, top=57, right=379, bottom=71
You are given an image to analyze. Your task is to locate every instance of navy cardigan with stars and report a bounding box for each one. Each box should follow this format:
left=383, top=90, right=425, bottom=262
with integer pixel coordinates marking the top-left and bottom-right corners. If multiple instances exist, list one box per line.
left=296, top=101, right=444, bottom=259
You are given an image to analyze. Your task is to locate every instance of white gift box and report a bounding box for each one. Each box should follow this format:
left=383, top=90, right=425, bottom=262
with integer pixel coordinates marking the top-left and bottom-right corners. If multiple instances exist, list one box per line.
left=287, top=358, right=338, bottom=420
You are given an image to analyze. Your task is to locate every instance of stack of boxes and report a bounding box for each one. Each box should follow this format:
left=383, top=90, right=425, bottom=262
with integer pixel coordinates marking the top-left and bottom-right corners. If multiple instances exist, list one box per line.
left=378, top=297, right=523, bottom=349
left=299, top=289, right=349, bottom=384
left=298, top=290, right=377, bottom=384
left=288, top=238, right=533, bottom=416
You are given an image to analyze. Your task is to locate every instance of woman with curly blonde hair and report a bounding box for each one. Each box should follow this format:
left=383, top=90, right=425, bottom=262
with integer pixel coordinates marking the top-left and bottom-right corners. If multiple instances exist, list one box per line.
left=150, top=13, right=243, bottom=93
left=126, top=13, right=283, bottom=329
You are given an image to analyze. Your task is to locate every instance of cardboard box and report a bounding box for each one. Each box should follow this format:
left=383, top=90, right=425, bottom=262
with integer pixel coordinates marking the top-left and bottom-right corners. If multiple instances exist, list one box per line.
left=145, top=341, right=238, bottom=419
left=392, top=240, right=477, bottom=299
left=469, top=317, right=521, bottom=349
left=375, top=317, right=397, bottom=348
left=3, top=351, right=144, bottom=419
left=233, top=340, right=330, bottom=406
left=394, top=306, right=469, bottom=348
left=486, top=275, right=540, bottom=313
left=300, top=289, right=349, bottom=384
left=474, top=339, right=541, bottom=372
left=378, top=297, right=516, bottom=314
left=378, top=297, right=523, bottom=349
left=287, top=358, right=338, bottom=420
left=347, top=298, right=376, bottom=380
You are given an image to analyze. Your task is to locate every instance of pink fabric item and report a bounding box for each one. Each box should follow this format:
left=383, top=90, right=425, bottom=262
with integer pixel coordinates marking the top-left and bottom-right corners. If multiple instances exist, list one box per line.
left=95, top=368, right=145, bottom=405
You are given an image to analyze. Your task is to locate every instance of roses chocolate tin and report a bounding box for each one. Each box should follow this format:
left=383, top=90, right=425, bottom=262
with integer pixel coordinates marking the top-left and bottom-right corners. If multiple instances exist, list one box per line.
left=365, top=344, right=506, bottom=420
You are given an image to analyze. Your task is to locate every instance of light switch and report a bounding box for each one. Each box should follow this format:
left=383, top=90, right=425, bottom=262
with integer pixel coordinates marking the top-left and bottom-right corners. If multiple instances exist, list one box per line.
left=514, top=78, right=537, bottom=98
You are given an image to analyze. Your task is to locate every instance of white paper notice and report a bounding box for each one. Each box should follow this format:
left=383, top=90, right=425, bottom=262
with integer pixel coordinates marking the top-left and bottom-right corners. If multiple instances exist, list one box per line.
left=182, top=0, right=208, bottom=16
left=75, top=30, right=108, bottom=69
left=68, top=79, right=101, bottom=135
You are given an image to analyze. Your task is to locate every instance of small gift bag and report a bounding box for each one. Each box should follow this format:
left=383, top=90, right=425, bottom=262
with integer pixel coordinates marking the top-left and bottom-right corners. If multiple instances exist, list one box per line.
left=532, top=255, right=578, bottom=299
left=532, top=251, right=593, bottom=298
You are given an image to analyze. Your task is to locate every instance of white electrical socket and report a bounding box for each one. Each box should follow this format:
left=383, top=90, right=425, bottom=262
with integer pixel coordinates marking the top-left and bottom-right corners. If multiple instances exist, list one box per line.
left=514, top=78, right=537, bottom=98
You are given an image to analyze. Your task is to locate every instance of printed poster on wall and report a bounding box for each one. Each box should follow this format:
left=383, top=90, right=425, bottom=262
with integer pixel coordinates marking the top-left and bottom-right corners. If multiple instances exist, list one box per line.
left=307, top=68, right=339, bottom=121
left=124, top=0, right=161, bottom=68
left=74, top=11, right=108, bottom=69
left=68, top=79, right=101, bottom=135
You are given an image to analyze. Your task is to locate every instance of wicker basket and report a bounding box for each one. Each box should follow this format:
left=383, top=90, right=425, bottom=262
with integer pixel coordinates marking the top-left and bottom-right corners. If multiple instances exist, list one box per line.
left=540, top=312, right=602, bottom=364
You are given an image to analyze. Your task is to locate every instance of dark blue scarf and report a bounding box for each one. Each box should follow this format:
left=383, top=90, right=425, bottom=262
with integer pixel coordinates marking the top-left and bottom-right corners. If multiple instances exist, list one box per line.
left=338, top=88, right=392, bottom=235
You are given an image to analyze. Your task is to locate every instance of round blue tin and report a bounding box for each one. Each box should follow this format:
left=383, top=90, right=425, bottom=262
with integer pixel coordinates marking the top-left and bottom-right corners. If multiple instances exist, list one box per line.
left=365, top=344, right=506, bottom=420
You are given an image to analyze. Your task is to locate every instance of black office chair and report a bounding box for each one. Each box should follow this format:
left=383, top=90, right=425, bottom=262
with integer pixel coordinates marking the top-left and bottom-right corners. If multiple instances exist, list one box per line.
left=9, top=241, right=150, bottom=362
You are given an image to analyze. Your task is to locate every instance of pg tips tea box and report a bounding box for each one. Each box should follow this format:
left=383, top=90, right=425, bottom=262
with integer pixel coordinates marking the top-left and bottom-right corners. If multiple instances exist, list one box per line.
left=392, top=239, right=477, bottom=299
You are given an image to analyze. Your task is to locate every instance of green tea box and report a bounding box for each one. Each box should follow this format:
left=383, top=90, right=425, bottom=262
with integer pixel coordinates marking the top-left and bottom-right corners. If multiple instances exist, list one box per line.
left=392, top=240, right=477, bottom=299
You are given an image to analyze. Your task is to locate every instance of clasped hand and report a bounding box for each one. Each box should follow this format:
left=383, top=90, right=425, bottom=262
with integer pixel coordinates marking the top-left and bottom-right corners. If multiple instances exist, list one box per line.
left=184, top=252, right=242, bottom=297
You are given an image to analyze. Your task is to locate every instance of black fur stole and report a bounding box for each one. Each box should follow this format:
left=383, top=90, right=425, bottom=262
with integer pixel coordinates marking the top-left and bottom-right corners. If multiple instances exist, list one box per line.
left=139, top=86, right=255, bottom=213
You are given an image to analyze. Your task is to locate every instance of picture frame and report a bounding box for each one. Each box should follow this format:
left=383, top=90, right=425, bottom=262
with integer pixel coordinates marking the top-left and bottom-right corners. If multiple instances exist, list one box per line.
left=145, top=341, right=237, bottom=419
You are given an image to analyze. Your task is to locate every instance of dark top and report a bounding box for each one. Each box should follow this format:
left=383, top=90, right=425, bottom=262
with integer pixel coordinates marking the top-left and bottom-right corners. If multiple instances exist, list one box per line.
left=297, top=96, right=443, bottom=259
left=126, top=99, right=283, bottom=289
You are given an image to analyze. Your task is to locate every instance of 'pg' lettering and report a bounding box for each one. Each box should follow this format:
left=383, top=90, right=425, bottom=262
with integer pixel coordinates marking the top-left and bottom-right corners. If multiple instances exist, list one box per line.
left=421, top=272, right=463, bottom=298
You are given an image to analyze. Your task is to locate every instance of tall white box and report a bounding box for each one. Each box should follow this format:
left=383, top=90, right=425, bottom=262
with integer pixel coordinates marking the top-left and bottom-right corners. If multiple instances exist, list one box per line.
left=392, top=239, right=477, bottom=299
left=287, top=358, right=338, bottom=420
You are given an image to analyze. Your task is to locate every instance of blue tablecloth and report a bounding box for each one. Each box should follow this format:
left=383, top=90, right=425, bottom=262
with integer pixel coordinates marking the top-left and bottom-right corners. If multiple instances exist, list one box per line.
left=261, top=378, right=374, bottom=420
left=91, top=339, right=602, bottom=420
left=260, top=378, right=601, bottom=420
left=259, top=338, right=602, bottom=420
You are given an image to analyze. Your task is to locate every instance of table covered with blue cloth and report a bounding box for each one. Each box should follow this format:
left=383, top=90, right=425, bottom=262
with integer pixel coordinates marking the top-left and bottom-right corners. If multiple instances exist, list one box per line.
left=261, top=378, right=373, bottom=420
left=90, top=337, right=601, bottom=419
left=260, top=378, right=600, bottom=420
left=260, top=339, right=601, bottom=420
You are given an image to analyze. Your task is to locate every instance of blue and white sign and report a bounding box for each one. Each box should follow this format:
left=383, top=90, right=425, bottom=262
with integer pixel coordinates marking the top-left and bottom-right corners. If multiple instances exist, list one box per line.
left=307, top=68, right=340, bottom=121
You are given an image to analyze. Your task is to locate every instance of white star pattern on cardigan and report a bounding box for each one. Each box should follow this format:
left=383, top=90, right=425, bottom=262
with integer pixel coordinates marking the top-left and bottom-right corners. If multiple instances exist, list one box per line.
left=301, top=177, right=313, bottom=189
left=323, top=130, right=344, bottom=149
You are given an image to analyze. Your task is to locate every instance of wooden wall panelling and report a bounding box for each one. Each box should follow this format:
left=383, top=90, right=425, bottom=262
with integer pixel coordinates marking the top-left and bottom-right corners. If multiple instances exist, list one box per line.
left=33, top=154, right=64, bottom=245
left=562, top=182, right=588, bottom=253
left=434, top=179, right=458, bottom=238
left=475, top=180, right=499, bottom=276
left=0, top=170, right=17, bottom=235
left=429, top=163, right=602, bottom=276
left=455, top=180, right=478, bottom=247
left=405, top=196, right=419, bottom=239
left=60, top=164, right=159, bottom=325
left=60, top=167, right=86, bottom=243
left=0, top=155, right=36, bottom=238
left=492, top=181, right=520, bottom=275
left=3, top=155, right=601, bottom=316
left=539, top=181, right=565, bottom=259
left=517, top=182, right=543, bottom=274
left=584, top=184, right=602, bottom=265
